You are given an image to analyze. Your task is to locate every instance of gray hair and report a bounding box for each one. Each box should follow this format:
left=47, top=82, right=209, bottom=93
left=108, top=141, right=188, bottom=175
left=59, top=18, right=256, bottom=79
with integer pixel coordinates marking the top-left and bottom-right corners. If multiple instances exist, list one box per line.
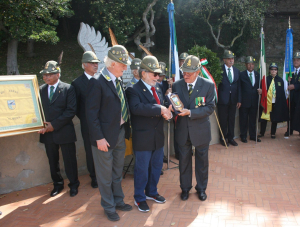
left=104, top=56, right=116, bottom=68
left=138, top=68, right=148, bottom=79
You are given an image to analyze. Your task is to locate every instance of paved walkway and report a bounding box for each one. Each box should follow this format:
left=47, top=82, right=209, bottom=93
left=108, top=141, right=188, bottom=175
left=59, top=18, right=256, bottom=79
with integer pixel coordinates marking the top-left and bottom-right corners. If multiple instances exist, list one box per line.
left=1, top=128, right=300, bottom=227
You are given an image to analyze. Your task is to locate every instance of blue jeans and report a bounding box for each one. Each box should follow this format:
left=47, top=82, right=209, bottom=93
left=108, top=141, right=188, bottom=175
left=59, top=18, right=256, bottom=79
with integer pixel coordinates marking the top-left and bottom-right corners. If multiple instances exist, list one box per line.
left=134, top=147, right=164, bottom=202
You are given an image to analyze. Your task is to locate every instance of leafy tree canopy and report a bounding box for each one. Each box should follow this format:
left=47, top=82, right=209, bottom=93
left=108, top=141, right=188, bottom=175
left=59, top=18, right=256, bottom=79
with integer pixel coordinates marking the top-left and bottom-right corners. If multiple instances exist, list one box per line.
left=0, top=0, right=74, bottom=43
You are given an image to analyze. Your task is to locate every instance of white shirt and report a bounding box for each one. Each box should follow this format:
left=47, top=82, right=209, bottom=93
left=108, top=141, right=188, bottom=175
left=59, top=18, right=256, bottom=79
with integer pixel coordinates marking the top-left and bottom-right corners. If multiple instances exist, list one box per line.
left=186, top=77, right=198, bottom=91
left=48, top=79, right=60, bottom=98
left=295, top=67, right=300, bottom=75
left=84, top=72, right=93, bottom=80
left=247, top=70, right=255, bottom=86
left=106, top=69, right=124, bottom=125
left=224, top=64, right=234, bottom=81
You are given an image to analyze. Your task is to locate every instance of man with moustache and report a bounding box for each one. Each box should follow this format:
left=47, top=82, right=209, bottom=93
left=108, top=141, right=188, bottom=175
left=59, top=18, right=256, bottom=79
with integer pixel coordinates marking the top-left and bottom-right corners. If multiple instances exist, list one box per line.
left=172, top=55, right=215, bottom=201
left=239, top=56, right=262, bottom=143
left=126, top=56, right=172, bottom=212
left=217, top=50, right=241, bottom=146
left=286, top=52, right=300, bottom=136
left=71, top=51, right=100, bottom=188
left=85, top=45, right=132, bottom=221
left=38, top=60, right=80, bottom=197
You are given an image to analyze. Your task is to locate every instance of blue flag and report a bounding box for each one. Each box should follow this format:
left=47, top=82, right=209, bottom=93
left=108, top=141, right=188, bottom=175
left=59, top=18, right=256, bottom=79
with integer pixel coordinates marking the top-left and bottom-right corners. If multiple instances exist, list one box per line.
left=283, top=28, right=294, bottom=98
left=167, top=2, right=179, bottom=81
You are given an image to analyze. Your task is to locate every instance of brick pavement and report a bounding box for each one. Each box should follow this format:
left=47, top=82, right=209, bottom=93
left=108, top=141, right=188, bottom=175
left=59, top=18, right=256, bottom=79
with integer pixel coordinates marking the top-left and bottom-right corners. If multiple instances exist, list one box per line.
left=1, top=128, right=300, bottom=227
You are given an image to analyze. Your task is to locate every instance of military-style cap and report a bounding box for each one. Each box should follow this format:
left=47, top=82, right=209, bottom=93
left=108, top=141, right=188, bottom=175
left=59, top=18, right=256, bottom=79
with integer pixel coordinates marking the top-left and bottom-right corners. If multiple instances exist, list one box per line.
left=40, top=60, right=60, bottom=74
left=293, top=52, right=300, bottom=59
left=181, top=55, right=201, bottom=73
left=159, top=62, right=167, bottom=76
left=269, top=62, right=278, bottom=69
left=179, top=52, right=189, bottom=60
left=108, top=45, right=131, bottom=65
left=223, top=50, right=235, bottom=59
left=130, top=58, right=142, bottom=70
left=245, top=56, right=255, bottom=63
left=82, top=51, right=100, bottom=63
left=140, top=56, right=162, bottom=73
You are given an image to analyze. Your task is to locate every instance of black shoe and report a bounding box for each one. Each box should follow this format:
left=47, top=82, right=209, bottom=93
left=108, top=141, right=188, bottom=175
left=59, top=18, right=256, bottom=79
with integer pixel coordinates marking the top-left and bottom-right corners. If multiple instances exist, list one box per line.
left=220, top=140, right=229, bottom=147
left=50, top=186, right=64, bottom=197
left=160, top=170, right=164, bottom=175
left=228, top=139, right=238, bottom=146
left=116, top=203, right=132, bottom=211
left=163, top=156, right=168, bottom=163
left=146, top=194, right=166, bottom=203
left=175, top=153, right=179, bottom=160
left=250, top=137, right=261, bottom=142
left=258, top=134, right=264, bottom=138
left=198, top=191, right=207, bottom=201
left=181, top=190, right=189, bottom=201
left=271, top=135, right=276, bottom=139
left=134, top=200, right=150, bottom=212
left=91, top=179, right=98, bottom=188
left=241, top=138, right=247, bottom=143
left=284, top=131, right=293, bottom=137
left=104, top=210, right=120, bottom=221
left=70, top=188, right=78, bottom=197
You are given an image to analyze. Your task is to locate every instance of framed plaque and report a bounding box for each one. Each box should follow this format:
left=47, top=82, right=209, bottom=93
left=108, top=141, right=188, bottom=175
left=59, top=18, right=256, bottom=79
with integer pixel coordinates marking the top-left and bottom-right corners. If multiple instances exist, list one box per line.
left=0, top=75, right=45, bottom=137
left=166, top=93, right=184, bottom=115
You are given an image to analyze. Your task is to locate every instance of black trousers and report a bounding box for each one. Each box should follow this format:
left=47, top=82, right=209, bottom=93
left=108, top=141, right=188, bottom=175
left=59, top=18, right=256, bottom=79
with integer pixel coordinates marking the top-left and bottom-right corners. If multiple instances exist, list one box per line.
left=81, top=124, right=96, bottom=181
left=178, top=134, right=209, bottom=192
left=260, top=120, right=277, bottom=136
left=239, top=107, right=258, bottom=138
left=217, top=99, right=236, bottom=141
left=44, top=142, right=80, bottom=189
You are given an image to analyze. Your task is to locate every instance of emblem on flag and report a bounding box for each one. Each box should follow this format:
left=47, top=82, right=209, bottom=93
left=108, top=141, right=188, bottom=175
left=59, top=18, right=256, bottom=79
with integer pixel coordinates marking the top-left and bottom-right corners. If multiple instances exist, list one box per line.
left=7, top=100, right=16, bottom=110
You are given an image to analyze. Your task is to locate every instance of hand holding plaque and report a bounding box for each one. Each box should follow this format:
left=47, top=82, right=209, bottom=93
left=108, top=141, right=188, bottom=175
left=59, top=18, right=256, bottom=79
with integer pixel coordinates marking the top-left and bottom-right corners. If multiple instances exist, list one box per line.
left=166, top=93, right=184, bottom=115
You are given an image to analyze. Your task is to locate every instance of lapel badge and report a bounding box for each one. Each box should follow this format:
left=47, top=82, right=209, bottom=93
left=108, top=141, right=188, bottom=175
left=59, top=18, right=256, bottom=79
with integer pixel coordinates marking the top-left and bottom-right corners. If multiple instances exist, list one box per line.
left=104, top=75, right=111, bottom=81
left=278, top=82, right=281, bottom=86
left=156, top=87, right=159, bottom=90
left=59, top=90, right=61, bottom=93
left=143, top=89, right=146, bottom=92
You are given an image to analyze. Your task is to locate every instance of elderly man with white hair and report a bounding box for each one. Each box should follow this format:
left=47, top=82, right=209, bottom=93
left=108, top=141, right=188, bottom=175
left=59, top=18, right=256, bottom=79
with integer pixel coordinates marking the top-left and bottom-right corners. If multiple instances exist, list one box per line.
left=71, top=51, right=100, bottom=189
left=85, top=45, right=132, bottom=222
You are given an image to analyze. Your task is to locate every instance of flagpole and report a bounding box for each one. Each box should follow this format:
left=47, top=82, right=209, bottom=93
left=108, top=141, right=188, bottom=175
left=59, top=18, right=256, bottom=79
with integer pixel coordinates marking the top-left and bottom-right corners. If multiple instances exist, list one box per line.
left=167, top=36, right=172, bottom=170
left=288, top=17, right=291, bottom=137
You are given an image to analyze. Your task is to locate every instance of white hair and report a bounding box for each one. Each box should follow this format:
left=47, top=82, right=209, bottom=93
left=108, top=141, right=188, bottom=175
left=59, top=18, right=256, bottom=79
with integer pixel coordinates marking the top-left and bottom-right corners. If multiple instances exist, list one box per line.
left=82, top=63, right=85, bottom=70
left=104, top=56, right=116, bottom=68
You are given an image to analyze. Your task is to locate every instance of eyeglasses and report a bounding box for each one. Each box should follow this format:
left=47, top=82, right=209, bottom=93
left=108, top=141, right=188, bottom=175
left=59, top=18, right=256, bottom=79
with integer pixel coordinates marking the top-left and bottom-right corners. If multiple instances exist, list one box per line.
left=43, top=74, right=56, bottom=78
left=147, top=72, right=160, bottom=77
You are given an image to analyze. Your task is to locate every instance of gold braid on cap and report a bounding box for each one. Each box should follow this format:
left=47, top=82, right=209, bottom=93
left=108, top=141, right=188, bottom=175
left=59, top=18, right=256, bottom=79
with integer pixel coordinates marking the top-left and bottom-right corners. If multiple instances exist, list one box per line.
left=139, top=44, right=153, bottom=56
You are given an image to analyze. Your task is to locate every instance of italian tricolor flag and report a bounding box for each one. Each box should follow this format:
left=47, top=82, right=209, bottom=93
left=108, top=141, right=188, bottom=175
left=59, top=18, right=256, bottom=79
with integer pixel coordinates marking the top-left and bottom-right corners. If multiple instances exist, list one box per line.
left=200, top=59, right=218, bottom=103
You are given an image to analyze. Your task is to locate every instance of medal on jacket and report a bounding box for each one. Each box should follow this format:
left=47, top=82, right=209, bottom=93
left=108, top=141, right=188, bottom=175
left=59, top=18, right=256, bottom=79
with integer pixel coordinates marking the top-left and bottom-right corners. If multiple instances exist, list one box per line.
left=195, top=97, right=206, bottom=108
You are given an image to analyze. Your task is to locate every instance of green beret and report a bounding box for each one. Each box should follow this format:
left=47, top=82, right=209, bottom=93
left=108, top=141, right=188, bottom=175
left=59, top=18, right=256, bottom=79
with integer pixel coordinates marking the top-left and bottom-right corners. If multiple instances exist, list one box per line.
left=130, top=58, right=142, bottom=70
left=179, top=52, right=189, bottom=60
left=140, top=56, right=162, bottom=73
left=82, top=51, right=100, bottom=63
left=40, top=61, right=61, bottom=74
left=108, top=45, right=131, bottom=65
left=294, top=52, right=300, bottom=59
left=159, top=62, right=167, bottom=76
left=245, top=56, right=255, bottom=63
left=223, top=50, right=235, bottom=59
left=181, top=55, right=201, bottom=73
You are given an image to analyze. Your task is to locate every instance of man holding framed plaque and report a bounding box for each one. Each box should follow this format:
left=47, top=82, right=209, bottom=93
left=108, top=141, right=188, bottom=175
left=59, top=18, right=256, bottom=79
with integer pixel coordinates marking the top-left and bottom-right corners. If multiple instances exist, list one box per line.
left=172, top=55, right=215, bottom=201
left=38, top=60, right=80, bottom=198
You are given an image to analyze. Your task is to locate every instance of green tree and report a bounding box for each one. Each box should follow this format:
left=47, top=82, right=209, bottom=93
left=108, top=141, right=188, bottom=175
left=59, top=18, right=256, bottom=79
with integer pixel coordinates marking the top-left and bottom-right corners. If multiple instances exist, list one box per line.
left=0, top=0, right=73, bottom=75
left=186, top=0, right=275, bottom=50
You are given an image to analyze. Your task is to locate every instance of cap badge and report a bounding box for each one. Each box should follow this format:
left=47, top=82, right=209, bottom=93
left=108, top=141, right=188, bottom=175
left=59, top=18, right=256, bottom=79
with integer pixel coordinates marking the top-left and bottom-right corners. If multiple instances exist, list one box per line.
left=187, top=59, right=192, bottom=67
left=112, top=50, right=115, bottom=54
left=148, top=63, right=151, bottom=67
left=45, top=62, right=49, bottom=69
left=250, top=57, right=252, bottom=61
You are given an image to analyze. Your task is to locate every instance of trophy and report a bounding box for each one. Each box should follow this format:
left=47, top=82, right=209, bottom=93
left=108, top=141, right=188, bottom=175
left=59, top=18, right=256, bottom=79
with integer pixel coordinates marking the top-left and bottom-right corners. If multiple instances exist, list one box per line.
left=167, top=93, right=184, bottom=115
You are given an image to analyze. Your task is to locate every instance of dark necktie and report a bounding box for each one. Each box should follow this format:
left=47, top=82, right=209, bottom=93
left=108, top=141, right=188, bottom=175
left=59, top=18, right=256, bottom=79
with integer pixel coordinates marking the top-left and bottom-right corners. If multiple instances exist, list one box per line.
left=228, top=68, right=233, bottom=83
left=249, top=72, right=253, bottom=86
left=188, top=84, right=193, bottom=97
left=151, top=87, right=161, bottom=104
left=115, top=79, right=128, bottom=122
left=49, top=86, right=54, bottom=102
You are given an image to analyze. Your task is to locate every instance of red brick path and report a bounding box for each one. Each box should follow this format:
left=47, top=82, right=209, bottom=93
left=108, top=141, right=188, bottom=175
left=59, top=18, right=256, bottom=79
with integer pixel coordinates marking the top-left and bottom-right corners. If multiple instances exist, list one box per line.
left=1, top=128, right=300, bottom=227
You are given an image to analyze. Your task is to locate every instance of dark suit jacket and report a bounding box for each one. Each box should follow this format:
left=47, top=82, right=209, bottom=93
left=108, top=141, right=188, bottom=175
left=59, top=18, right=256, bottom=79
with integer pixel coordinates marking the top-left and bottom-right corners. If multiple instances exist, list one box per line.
left=179, top=69, right=183, bottom=79
left=71, top=73, right=89, bottom=133
left=218, top=65, right=241, bottom=105
left=40, top=81, right=77, bottom=144
left=290, top=70, right=300, bottom=104
left=172, top=78, right=215, bottom=147
left=159, top=80, right=169, bottom=96
left=240, top=70, right=260, bottom=108
left=126, top=80, right=164, bottom=151
left=85, top=67, right=130, bottom=148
